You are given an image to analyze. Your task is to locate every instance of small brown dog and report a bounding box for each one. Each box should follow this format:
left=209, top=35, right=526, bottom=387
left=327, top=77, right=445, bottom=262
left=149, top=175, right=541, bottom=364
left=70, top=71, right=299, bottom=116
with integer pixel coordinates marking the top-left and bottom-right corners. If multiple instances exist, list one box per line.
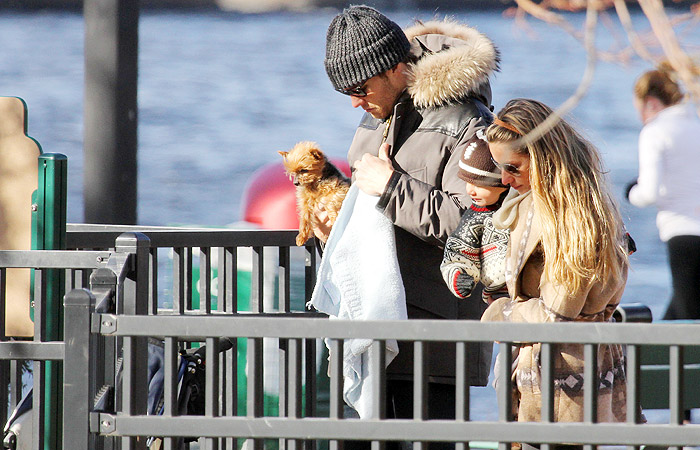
left=279, top=141, right=350, bottom=246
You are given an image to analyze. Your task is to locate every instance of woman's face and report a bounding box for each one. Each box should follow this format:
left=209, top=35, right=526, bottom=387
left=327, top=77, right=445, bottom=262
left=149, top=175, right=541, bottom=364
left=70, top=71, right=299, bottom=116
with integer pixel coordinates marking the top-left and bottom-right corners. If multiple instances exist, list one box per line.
left=489, top=141, right=531, bottom=194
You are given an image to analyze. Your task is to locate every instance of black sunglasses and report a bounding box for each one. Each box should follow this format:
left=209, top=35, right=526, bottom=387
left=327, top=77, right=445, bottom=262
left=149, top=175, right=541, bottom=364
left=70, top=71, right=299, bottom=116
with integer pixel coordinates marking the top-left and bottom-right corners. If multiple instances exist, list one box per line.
left=337, top=81, right=368, bottom=97
left=491, top=156, right=521, bottom=176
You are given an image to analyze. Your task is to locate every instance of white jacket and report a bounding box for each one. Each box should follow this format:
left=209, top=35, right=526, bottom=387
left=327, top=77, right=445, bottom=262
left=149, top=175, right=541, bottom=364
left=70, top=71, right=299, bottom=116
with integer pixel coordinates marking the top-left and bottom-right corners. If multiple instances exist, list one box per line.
left=629, top=102, right=700, bottom=241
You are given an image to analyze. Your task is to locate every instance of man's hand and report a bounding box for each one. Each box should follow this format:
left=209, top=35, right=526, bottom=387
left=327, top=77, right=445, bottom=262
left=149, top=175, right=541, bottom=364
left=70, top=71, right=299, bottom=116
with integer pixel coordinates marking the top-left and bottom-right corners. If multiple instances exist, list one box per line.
left=312, top=202, right=333, bottom=243
left=353, top=143, right=394, bottom=196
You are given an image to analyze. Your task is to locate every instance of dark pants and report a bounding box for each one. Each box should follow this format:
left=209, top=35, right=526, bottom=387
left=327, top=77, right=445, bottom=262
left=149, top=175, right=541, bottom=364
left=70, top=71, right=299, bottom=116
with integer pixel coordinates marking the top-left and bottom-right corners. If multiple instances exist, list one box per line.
left=342, top=380, right=457, bottom=450
left=147, top=341, right=165, bottom=416
left=664, top=235, right=700, bottom=320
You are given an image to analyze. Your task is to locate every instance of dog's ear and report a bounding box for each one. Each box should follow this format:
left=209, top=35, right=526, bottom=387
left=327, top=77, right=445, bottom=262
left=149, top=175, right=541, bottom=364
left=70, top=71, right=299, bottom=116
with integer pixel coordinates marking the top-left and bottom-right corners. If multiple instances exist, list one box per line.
left=278, top=151, right=288, bottom=158
left=309, top=148, right=324, bottom=160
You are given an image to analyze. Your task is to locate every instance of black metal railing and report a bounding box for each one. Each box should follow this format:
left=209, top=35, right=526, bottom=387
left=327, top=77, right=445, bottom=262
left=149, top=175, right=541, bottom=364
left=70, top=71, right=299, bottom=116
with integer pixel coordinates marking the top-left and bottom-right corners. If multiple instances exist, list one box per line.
left=92, top=314, right=700, bottom=449
left=0, top=227, right=698, bottom=449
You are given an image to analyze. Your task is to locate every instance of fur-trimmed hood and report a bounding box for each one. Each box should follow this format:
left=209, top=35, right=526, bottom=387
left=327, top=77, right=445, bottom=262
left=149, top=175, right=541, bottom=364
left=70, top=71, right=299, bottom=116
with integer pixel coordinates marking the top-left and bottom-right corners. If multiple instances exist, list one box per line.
left=403, top=20, right=500, bottom=109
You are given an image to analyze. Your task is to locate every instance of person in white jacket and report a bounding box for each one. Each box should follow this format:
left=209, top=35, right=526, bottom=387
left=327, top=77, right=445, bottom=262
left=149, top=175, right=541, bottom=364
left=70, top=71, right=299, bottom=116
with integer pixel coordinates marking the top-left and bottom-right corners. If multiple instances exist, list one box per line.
left=627, top=65, right=700, bottom=320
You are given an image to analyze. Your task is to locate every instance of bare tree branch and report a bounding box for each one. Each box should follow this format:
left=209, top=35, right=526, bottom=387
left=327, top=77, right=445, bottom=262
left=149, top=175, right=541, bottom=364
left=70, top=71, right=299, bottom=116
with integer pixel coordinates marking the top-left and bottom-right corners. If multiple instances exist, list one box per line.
left=507, top=0, right=700, bottom=137
left=638, top=0, right=700, bottom=103
left=613, top=0, right=657, bottom=61
left=513, top=0, right=600, bottom=148
left=515, top=0, right=576, bottom=30
left=514, top=0, right=638, bottom=62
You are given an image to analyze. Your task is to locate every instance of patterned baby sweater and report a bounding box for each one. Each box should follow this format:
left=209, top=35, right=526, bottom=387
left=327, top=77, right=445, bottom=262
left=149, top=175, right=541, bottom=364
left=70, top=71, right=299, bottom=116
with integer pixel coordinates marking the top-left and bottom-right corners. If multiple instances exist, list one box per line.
left=440, top=199, right=510, bottom=301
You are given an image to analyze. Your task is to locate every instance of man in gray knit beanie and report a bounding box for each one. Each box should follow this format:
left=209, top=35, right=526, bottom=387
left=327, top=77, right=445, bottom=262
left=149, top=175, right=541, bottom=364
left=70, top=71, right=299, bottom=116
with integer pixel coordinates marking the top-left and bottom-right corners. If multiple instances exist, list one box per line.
left=324, top=5, right=410, bottom=95
left=323, top=5, right=411, bottom=123
left=317, top=6, right=501, bottom=449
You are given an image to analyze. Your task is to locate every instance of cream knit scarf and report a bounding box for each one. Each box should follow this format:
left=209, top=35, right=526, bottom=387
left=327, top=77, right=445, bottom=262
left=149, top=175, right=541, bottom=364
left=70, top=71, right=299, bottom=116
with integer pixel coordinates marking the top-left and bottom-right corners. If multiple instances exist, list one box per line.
left=492, top=188, right=532, bottom=230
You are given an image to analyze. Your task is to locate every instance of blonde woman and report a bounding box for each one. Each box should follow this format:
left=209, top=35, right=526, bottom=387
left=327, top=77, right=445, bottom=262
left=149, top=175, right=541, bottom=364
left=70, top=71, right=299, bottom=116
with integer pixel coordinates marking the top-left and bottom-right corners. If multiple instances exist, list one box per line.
left=482, top=99, right=630, bottom=444
left=627, top=66, right=700, bottom=321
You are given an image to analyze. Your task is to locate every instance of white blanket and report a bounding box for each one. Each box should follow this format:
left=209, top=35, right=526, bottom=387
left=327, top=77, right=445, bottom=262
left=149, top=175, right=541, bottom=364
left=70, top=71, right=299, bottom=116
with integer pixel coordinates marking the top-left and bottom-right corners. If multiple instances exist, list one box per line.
left=307, top=184, right=407, bottom=418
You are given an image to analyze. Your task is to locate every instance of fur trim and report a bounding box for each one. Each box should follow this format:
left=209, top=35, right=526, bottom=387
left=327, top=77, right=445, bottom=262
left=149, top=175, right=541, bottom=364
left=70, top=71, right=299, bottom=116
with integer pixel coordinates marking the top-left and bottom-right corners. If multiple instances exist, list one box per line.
left=404, top=20, right=500, bottom=109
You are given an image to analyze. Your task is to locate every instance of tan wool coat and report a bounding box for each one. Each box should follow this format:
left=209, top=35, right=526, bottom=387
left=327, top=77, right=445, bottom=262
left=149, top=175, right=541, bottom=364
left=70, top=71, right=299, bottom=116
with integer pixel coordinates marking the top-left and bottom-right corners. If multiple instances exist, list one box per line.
left=482, top=190, right=628, bottom=423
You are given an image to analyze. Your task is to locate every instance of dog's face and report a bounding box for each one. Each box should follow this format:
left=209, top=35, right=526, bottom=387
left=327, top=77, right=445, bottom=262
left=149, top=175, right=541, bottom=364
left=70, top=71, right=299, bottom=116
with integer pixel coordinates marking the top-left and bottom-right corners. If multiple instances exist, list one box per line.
left=279, top=141, right=327, bottom=187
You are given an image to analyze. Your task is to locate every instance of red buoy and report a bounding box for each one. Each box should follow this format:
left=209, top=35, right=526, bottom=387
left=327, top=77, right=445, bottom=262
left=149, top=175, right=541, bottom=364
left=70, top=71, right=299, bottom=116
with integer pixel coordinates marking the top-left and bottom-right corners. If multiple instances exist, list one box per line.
left=241, top=159, right=351, bottom=230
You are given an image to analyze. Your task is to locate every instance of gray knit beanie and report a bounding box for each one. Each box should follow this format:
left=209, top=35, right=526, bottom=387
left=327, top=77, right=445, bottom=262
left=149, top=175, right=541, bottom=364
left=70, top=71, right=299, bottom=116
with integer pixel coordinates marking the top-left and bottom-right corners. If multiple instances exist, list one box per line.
left=324, top=5, right=411, bottom=92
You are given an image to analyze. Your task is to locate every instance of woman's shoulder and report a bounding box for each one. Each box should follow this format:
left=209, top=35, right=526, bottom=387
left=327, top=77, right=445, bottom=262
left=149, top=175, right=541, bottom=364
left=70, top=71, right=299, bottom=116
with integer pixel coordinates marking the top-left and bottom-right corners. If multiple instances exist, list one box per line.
left=648, top=103, right=700, bottom=130
left=642, top=103, right=700, bottom=147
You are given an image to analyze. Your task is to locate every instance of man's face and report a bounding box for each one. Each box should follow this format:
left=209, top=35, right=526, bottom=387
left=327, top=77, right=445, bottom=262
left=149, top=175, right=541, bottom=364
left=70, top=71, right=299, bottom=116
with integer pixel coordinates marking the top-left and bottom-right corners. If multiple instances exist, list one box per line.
left=348, top=69, right=404, bottom=120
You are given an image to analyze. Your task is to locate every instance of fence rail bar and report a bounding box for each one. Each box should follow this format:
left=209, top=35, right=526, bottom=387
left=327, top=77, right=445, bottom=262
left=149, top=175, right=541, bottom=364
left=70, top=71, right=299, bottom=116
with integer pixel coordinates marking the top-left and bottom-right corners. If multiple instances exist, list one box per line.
left=0, top=250, right=112, bottom=269
left=0, top=341, right=64, bottom=360
left=626, top=344, right=641, bottom=424
left=95, top=415, right=700, bottom=446
left=455, top=341, right=469, bottom=423
left=67, top=227, right=299, bottom=249
left=540, top=343, right=553, bottom=423
left=96, top=315, right=700, bottom=346
left=669, top=345, right=684, bottom=425
left=583, top=343, right=598, bottom=423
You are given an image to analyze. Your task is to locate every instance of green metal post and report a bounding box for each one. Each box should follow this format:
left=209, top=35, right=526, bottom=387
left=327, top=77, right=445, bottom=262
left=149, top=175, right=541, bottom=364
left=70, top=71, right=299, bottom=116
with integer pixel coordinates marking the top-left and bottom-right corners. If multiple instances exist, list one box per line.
left=31, top=153, right=67, bottom=450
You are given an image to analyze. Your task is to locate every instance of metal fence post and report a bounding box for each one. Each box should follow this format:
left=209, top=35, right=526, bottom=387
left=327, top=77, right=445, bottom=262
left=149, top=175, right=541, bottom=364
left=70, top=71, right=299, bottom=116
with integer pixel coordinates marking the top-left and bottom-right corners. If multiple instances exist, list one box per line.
left=63, top=288, right=97, bottom=450
left=31, top=153, right=67, bottom=450
left=90, top=268, right=119, bottom=450
left=113, top=232, right=149, bottom=316
left=115, top=232, right=150, bottom=450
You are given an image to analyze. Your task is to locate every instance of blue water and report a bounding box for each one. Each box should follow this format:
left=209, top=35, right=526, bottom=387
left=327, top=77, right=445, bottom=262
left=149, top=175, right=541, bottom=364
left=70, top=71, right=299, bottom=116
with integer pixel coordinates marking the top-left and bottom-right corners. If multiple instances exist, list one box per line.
left=0, top=8, right=680, bottom=314
left=0, top=7, right=696, bottom=423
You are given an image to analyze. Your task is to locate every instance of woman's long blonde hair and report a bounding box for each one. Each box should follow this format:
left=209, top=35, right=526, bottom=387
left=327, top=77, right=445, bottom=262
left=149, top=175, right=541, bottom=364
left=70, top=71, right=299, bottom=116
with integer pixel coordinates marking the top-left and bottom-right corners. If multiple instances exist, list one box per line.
left=486, top=98, right=628, bottom=295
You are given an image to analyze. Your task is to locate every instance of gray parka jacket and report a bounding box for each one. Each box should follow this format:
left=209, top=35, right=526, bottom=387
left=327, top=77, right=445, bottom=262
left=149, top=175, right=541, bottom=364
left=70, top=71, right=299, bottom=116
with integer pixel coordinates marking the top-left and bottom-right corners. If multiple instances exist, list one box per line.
left=346, top=20, right=500, bottom=384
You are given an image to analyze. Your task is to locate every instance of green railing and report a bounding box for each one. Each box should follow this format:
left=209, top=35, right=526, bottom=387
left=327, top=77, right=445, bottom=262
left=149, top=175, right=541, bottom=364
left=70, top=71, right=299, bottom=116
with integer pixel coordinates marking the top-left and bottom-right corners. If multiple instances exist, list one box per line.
left=30, top=153, right=67, bottom=450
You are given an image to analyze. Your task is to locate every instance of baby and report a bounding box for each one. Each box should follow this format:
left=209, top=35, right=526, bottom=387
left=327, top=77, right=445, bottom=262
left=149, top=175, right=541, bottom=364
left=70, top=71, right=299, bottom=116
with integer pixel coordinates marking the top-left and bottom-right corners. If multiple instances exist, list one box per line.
left=440, top=129, right=510, bottom=303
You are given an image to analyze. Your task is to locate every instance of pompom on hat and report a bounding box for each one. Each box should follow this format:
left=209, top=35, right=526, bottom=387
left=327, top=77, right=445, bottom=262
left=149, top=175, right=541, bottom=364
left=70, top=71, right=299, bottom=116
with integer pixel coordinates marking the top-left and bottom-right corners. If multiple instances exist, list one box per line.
left=458, top=129, right=506, bottom=188
left=324, top=5, right=411, bottom=92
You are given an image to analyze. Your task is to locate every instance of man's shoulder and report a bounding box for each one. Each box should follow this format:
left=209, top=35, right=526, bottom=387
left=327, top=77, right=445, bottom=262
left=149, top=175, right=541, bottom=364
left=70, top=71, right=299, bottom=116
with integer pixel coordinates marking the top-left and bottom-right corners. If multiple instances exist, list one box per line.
left=417, top=98, right=493, bottom=138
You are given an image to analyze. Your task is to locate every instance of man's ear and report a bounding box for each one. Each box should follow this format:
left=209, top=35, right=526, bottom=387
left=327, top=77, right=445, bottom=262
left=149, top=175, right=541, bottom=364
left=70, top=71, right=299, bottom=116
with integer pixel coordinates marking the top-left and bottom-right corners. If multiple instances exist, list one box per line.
left=389, top=62, right=408, bottom=84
